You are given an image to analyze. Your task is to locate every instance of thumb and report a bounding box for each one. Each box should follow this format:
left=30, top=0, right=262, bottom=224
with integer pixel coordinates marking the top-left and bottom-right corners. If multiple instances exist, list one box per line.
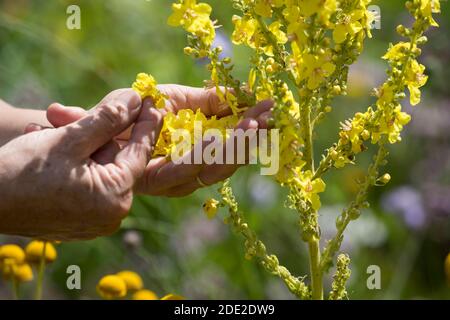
left=47, top=103, right=87, bottom=128
left=115, top=98, right=163, bottom=181
left=60, top=89, right=142, bottom=158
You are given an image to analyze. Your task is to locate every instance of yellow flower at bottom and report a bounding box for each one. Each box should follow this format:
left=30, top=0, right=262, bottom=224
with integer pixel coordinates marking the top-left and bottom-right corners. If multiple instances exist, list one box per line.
left=445, top=253, right=450, bottom=286
left=0, top=245, right=25, bottom=272
left=161, top=293, right=185, bottom=300
left=13, top=264, right=34, bottom=282
left=97, top=275, right=127, bottom=300
left=25, top=241, right=57, bottom=264
left=116, top=271, right=143, bottom=291
left=203, top=199, right=220, bottom=219
left=132, top=289, right=159, bottom=300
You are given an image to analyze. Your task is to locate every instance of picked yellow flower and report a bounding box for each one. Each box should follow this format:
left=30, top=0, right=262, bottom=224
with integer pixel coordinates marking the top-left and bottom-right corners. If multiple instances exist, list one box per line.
left=132, top=73, right=167, bottom=108
left=97, top=275, right=127, bottom=300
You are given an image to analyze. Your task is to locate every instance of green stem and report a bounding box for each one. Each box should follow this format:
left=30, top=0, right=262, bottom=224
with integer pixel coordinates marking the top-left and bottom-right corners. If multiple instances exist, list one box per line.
left=11, top=274, right=19, bottom=300
left=300, top=100, right=314, bottom=172
left=321, top=143, right=387, bottom=272
left=300, top=99, right=323, bottom=299
left=35, top=241, right=47, bottom=300
left=308, top=239, right=323, bottom=300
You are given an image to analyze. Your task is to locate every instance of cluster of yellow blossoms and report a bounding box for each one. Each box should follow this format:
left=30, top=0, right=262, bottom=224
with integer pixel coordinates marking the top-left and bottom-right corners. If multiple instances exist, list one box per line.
left=133, top=73, right=240, bottom=158
left=0, top=241, right=57, bottom=299
left=97, top=270, right=183, bottom=300
left=168, top=0, right=216, bottom=47
left=135, top=0, right=440, bottom=300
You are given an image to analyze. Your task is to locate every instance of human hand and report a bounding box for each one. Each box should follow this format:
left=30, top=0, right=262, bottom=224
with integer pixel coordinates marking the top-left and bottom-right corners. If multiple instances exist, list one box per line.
left=43, top=85, right=273, bottom=197
left=0, top=89, right=162, bottom=240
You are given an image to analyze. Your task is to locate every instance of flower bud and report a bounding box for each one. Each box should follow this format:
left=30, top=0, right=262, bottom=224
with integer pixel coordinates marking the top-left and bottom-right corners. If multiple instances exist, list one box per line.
left=361, top=130, right=371, bottom=141
left=377, top=173, right=391, bottom=185
left=332, top=85, right=342, bottom=95
left=183, top=46, right=194, bottom=55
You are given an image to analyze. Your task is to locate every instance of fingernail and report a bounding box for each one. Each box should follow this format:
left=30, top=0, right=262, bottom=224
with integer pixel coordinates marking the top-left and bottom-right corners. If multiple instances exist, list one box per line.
left=143, top=98, right=156, bottom=109
left=117, top=90, right=141, bottom=109
left=48, top=102, right=64, bottom=110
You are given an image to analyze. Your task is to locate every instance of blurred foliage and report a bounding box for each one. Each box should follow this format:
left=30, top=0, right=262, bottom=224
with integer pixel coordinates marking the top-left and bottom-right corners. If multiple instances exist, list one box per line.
left=0, top=0, right=449, bottom=299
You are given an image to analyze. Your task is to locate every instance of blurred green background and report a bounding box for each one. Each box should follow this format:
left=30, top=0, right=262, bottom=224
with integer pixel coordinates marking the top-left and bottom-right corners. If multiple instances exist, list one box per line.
left=0, top=0, right=449, bottom=299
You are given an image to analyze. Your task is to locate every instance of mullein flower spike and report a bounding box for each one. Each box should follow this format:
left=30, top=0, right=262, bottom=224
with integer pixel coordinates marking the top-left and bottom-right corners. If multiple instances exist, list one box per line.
left=131, top=0, right=440, bottom=299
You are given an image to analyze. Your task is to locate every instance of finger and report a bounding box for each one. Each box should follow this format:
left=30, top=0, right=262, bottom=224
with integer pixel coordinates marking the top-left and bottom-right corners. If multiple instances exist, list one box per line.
left=47, top=103, right=87, bottom=127
left=256, top=110, right=272, bottom=129
left=148, top=142, right=204, bottom=192
left=91, top=140, right=122, bottom=165
left=134, top=156, right=169, bottom=195
left=158, top=84, right=239, bottom=117
left=164, top=180, right=200, bottom=198
left=24, top=123, right=51, bottom=134
left=48, top=102, right=134, bottom=141
left=60, top=89, right=142, bottom=158
left=149, top=119, right=258, bottom=195
left=197, top=118, right=259, bottom=186
left=242, top=99, right=274, bottom=119
left=115, top=100, right=163, bottom=181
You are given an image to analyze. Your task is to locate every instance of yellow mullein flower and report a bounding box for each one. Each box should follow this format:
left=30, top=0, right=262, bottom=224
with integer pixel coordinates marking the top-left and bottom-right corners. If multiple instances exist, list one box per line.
left=382, top=42, right=412, bottom=62
left=339, top=112, right=370, bottom=154
left=116, top=271, right=144, bottom=292
left=25, top=240, right=57, bottom=264
left=132, top=289, right=159, bottom=300
left=294, top=170, right=326, bottom=211
left=203, top=198, right=220, bottom=219
left=298, top=51, right=336, bottom=90
left=254, top=0, right=285, bottom=18
left=97, top=275, right=127, bottom=300
left=419, top=0, right=441, bottom=27
left=132, top=73, right=167, bottom=108
left=269, top=21, right=288, bottom=45
left=375, top=106, right=411, bottom=144
left=405, top=59, right=428, bottom=106
left=167, top=0, right=215, bottom=45
left=376, top=83, right=395, bottom=109
left=231, top=15, right=258, bottom=47
left=161, top=293, right=185, bottom=300
left=298, top=0, right=336, bottom=24
left=333, top=10, right=366, bottom=44
left=254, top=0, right=273, bottom=18
left=284, top=6, right=308, bottom=47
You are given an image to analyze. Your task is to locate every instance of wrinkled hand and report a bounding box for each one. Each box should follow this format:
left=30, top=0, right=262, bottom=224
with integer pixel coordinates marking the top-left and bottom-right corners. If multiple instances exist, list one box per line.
left=40, top=85, right=273, bottom=197
left=0, top=89, right=162, bottom=240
